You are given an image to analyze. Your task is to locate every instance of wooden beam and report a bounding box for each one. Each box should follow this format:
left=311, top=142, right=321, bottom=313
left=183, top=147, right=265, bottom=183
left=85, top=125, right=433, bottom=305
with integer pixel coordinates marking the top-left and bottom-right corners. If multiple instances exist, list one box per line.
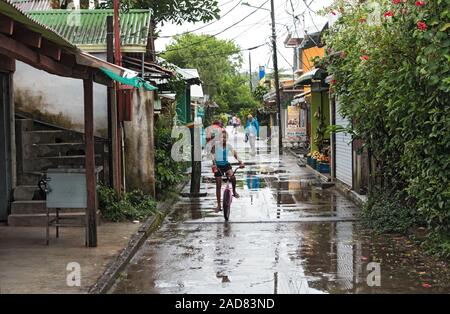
left=0, top=33, right=88, bottom=79
left=0, top=33, right=37, bottom=65
left=83, top=73, right=97, bottom=247
left=0, top=14, right=14, bottom=35
left=38, top=53, right=74, bottom=77
left=60, top=52, right=76, bottom=68
left=0, top=54, right=15, bottom=72
left=13, top=24, right=42, bottom=48
left=40, top=39, right=61, bottom=61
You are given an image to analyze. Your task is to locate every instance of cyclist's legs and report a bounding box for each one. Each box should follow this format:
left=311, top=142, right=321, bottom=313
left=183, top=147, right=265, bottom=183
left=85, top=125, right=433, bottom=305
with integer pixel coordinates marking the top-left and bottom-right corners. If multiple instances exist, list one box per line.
left=225, top=169, right=239, bottom=197
left=215, top=176, right=222, bottom=210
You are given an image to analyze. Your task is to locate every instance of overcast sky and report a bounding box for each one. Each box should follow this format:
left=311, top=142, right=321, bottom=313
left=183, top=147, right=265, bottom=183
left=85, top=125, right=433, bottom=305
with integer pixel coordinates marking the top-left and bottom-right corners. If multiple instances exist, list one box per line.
left=155, top=0, right=334, bottom=74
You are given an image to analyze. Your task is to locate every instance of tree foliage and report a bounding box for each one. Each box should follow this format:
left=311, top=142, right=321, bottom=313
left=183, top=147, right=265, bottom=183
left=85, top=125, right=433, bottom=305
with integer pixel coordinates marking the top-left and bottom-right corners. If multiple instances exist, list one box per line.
left=323, top=0, right=450, bottom=257
left=108, top=0, right=220, bottom=25
left=162, top=33, right=257, bottom=113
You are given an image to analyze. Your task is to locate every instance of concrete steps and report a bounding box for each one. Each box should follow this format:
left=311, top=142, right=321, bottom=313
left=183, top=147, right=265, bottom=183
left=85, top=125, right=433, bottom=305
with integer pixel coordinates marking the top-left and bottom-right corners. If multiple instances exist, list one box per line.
left=23, top=130, right=84, bottom=145
left=17, top=172, right=44, bottom=185
left=13, top=185, right=42, bottom=201
left=25, top=142, right=104, bottom=159
left=10, top=200, right=83, bottom=215
left=22, top=155, right=102, bottom=172
left=12, top=116, right=106, bottom=227
left=8, top=212, right=86, bottom=227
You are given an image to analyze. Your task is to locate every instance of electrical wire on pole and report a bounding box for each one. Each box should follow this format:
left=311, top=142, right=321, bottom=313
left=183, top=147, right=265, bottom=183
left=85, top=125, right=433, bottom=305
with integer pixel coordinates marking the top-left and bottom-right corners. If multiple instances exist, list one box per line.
left=270, top=0, right=283, bottom=155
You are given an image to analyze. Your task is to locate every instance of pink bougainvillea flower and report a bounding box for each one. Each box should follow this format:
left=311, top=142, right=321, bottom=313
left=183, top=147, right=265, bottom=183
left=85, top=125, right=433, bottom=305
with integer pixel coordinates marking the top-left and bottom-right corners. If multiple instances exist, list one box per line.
left=417, top=21, right=428, bottom=30
left=384, top=11, right=394, bottom=17
left=360, top=55, right=369, bottom=61
left=415, top=1, right=425, bottom=6
left=392, top=0, right=401, bottom=4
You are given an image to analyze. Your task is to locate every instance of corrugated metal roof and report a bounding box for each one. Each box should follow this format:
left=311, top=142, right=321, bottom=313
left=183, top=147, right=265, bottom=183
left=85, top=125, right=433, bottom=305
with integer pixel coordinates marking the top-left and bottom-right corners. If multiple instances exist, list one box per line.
left=1, top=0, right=139, bottom=82
left=1, top=0, right=76, bottom=49
left=27, top=9, right=151, bottom=53
left=9, top=0, right=53, bottom=11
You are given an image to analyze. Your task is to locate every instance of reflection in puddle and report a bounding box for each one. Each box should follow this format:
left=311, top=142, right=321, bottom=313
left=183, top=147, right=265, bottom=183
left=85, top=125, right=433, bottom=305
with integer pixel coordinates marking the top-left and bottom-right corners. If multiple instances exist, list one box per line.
left=111, top=135, right=449, bottom=294
left=112, top=221, right=450, bottom=294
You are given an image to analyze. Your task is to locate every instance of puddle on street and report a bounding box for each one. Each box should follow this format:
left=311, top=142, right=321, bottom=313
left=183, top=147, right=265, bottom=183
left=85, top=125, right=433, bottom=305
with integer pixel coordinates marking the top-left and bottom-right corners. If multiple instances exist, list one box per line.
left=111, top=221, right=449, bottom=294
left=111, top=135, right=449, bottom=294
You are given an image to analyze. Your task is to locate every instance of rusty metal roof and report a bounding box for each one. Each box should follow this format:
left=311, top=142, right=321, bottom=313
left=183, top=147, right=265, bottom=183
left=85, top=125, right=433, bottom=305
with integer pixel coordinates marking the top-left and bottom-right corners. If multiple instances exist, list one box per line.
left=27, top=9, right=151, bottom=53
left=1, top=0, right=139, bottom=82
left=8, top=0, right=53, bottom=11
left=1, top=0, right=75, bottom=49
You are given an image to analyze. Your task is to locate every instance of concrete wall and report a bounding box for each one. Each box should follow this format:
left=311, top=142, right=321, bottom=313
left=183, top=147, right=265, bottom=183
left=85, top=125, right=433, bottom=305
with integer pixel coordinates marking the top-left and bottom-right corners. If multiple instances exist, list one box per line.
left=123, top=89, right=155, bottom=196
left=14, top=60, right=108, bottom=136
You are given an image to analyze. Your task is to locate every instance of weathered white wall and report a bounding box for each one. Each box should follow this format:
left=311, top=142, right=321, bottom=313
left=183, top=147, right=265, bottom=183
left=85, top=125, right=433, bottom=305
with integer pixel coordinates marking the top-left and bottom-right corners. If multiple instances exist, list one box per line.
left=14, top=60, right=108, bottom=135
left=124, top=89, right=156, bottom=196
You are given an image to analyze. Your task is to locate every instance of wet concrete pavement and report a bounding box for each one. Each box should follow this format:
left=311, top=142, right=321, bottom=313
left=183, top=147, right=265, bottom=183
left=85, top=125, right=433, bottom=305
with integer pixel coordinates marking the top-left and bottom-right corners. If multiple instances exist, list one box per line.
left=111, top=129, right=450, bottom=294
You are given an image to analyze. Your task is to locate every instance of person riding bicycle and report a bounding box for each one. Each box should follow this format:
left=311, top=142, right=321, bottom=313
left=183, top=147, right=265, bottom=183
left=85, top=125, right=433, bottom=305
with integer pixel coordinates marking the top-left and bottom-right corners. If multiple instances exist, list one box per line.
left=210, top=130, right=244, bottom=212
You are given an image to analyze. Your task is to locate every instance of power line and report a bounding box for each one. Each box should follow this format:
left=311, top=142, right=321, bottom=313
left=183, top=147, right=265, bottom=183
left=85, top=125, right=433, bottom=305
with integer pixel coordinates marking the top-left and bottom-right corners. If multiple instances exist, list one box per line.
left=220, top=0, right=239, bottom=7
left=277, top=48, right=293, bottom=68
left=158, top=0, right=243, bottom=38
left=185, top=42, right=267, bottom=60
left=156, top=0, right=270, bottom=55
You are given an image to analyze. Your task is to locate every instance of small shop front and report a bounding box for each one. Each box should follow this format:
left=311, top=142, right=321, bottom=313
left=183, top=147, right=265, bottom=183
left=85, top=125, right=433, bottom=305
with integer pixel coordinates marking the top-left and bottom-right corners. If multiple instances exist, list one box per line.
left=294, top=68, right=331, bottom=175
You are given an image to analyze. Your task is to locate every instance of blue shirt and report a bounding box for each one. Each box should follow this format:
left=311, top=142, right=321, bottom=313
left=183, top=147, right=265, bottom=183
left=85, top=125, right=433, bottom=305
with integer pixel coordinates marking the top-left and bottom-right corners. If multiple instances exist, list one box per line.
left=246, top=119, right=259, bottom=136
left=215, top=144, right=231, bottom=166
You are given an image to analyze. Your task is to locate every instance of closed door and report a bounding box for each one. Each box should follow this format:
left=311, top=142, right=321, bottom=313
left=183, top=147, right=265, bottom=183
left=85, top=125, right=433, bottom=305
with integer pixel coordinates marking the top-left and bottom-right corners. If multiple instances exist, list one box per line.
left=335, top=99, right=353, bottom=187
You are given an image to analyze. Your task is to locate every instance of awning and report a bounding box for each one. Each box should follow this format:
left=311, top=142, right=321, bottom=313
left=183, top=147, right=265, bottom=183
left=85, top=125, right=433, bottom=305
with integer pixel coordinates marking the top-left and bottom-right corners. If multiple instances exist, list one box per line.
left=100, top=67, right=157, bottom=91
left=294, top=68, right=327, bottom=86
left=291, top=91, right=311, bottom=105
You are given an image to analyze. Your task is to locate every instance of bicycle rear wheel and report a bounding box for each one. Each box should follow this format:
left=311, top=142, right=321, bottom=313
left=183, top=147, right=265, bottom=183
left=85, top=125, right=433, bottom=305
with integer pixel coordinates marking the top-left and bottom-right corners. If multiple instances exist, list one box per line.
left=223, top=189, right=231, bottom=221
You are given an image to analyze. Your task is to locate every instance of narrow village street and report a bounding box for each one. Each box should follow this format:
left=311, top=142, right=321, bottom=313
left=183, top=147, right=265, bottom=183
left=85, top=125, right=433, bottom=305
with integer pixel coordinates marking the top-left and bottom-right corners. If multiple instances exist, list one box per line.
left=111, top=129, right=449, bottom=294
left=0, top=0, right=448, bottom=299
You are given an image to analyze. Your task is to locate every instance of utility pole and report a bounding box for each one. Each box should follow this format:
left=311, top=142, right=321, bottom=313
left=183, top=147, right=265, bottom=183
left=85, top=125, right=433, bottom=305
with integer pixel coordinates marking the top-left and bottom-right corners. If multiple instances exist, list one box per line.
left=106, top=16, right=120, bottom=196
left=270, top=0, right=283, bottom=155
left=248, top=51, right=253, bottom=92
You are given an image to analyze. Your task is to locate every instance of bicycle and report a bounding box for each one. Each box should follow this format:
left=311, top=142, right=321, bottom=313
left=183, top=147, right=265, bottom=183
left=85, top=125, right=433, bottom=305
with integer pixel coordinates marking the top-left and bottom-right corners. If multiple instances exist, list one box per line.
left=220, top=167, right=240, bottom=221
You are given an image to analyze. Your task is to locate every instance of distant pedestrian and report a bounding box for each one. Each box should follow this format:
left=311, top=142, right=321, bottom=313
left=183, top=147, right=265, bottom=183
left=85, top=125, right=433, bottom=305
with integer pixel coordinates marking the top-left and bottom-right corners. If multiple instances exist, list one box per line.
left=231, top=114, right=238, bottom=134
left=245, top=114, right=259, bottom=156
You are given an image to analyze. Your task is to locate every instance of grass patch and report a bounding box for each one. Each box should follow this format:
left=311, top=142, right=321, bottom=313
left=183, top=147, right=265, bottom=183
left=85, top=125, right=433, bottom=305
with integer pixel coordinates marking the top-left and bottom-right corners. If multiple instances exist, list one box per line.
left=98, top=184, right=158, bottom=222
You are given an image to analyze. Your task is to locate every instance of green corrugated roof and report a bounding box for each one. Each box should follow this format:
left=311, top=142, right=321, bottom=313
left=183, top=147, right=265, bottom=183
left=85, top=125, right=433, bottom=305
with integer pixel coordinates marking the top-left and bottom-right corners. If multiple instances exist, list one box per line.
left=27, top=9, right=151, bottom=53
left=1, top=0, right=76, bottom=50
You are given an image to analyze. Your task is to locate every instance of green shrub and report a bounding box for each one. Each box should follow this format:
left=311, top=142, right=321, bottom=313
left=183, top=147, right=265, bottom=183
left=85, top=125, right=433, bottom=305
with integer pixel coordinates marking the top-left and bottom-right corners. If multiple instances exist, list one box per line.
left=361, top=190, right=417, bottom=234
left=154, top=110, right=186, bottom=197
left=98, top=184, right=158, bottom=222
left=323, top=0, right=450, bottom=257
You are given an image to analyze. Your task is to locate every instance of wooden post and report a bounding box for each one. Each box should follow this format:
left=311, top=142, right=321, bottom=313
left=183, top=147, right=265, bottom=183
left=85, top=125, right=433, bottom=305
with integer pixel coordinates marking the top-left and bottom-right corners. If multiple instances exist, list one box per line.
left=84, top=73, right=97, bottom=247
left=106, top=16, right=120, bottom=195
left=190, top=121, right=202, bottom=195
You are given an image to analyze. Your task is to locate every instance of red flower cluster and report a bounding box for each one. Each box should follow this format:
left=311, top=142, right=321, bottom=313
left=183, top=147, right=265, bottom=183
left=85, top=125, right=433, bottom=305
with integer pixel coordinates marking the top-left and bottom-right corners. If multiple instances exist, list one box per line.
left=415, top=1, right=425, bottom=6
left=392, top=0, right=401, bottom=4
left=417, top=21, right=427, bottom=30
left=384, top=11, right=394, bottom=17
left=360, top=55, right=369, bottom=61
